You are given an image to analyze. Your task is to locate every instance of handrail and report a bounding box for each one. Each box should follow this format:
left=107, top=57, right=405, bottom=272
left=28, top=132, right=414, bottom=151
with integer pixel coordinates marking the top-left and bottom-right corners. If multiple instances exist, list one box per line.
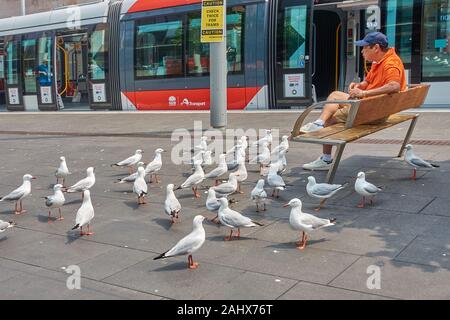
left=335, top=23, right=341, bottom=91
left=290, top=99, right=360, bottom=138
left=56, top=43, right=69, bottom=96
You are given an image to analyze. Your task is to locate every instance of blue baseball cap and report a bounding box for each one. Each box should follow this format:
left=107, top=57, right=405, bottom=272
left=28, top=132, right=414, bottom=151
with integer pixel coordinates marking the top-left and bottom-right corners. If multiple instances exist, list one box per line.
left=355, top=32, right=388, bottom=47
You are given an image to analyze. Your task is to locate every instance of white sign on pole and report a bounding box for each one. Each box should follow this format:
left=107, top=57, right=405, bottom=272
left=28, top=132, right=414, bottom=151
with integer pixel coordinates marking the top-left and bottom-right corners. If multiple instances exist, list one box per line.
left=284, top=74, right=304, bottom=97
left=92, top=83, right=107, bottom=102
left=8, top=88, right=19, bottom=104
left=40, top=86, right=53, bottom=104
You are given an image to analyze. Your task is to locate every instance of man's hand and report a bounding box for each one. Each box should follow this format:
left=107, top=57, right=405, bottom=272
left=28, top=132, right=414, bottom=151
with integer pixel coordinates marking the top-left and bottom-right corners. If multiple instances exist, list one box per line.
left=349, top=82, right=361, bottom=90
left=349, top=88, right=365, bottom=99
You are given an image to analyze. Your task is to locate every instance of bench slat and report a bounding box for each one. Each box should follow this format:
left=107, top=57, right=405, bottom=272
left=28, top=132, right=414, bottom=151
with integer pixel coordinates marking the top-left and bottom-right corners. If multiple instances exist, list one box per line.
left=326, top=114, right=416, bottom=142
left=297, top=123, right=346, bottom=139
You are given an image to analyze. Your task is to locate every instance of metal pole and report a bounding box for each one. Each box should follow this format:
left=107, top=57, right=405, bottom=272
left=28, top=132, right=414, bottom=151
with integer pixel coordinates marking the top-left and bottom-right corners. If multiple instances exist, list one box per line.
left=20, top=0, right=26, bottom=15
left=210, top=0, right=227, bottom=128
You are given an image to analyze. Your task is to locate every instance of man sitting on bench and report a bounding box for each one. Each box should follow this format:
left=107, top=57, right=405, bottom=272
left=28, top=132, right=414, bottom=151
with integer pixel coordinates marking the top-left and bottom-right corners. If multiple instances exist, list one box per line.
left=301, top=31, right=407, bottom=171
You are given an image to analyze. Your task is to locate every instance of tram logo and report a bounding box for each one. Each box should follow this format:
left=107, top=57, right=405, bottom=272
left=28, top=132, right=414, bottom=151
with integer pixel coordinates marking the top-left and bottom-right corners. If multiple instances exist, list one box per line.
left=181, top=98, right=206, bottom=107
left=168, top=96, right=177, bottom=107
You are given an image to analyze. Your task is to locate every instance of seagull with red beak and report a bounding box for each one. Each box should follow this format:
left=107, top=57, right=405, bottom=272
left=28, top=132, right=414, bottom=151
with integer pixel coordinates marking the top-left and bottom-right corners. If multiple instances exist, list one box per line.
left=0, top=174, right=36, bottom=215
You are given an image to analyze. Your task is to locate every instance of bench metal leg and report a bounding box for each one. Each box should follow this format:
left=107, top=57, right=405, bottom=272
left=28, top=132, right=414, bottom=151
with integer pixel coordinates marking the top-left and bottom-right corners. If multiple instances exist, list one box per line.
left=397, top=115, right=418, bottom=158
left=326, top=143, right=346, bottom=183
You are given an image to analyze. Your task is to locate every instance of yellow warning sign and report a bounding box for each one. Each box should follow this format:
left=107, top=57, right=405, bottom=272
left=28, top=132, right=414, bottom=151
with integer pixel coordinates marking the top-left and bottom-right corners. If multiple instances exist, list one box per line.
left=201, top=0, right=225, bottom=42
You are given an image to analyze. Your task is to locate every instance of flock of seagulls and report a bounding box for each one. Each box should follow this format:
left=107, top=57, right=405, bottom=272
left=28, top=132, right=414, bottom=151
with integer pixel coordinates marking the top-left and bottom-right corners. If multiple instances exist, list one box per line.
left=0, top=131, right=440, bottom=270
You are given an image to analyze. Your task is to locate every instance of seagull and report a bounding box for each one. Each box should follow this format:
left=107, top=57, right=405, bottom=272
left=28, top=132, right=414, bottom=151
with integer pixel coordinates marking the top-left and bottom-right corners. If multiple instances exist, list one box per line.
left=404, top=144, right=440, bottom=180
left=267, top=163, right=286, bottom=198
left=271, top=135, right=290, bottom=155
left=250, top=142, right=271, bottom=175
left=217, top=198, right=263, bottom=241
left=235, top=160, right=248, bottom=194
left=133, top=166, right=148, bottom=205
left=283, top=198, right=336, bottom=250
left=355, top=172, right=382, bottom=208
left=0, top=174, right=36, bottom=215
left=252, top=129, right=272, bottom=147
left=250, top=179, right=267, bottom=212
left=270, top=149, right=288, bottom=175
left=0, top=220, right=16, bottom=233
left=71, top=190, right=95, bottom=236
left=66, top=167, right=95, bottom=200
left=226, top=144, right=245, bottom=171
left=176, top=162, right=205, bottom=198
left=211, top=172, right=239, bottom=197
left=206, top=188, right=221, bottom=223
left=164, top=184, right=182, bottom=224
left=145, top=148, right=165, bottom=183
left=205, top=153, right=228, bottom=185
left=116, top=162, right=145, bottom=184
left=192, top=136, right=208, bottom=153
left=44, top=184, right=65, bottom=223
left=306, top=176, right=347, bottom=211
left=154, top=215, right=206, bottom=269
left=55, top=156, right=71, bottom=186
left=111, top=149, right=143, bottom=174
left=202, top=150, right=213, bottom=167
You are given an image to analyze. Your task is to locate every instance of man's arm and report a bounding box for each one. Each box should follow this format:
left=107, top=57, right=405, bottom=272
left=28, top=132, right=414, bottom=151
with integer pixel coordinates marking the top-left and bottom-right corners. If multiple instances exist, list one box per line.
left=349, top=80, right=368, bottom=91
left=349, top=80, right=400, bottom=99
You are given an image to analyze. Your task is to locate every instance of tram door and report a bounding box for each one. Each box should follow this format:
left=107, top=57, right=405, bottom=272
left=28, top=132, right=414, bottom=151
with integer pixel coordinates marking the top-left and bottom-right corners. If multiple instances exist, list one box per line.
left=55, top=33, right=90, bottom=110
left=4, top=36, right=25, bottom=110
left=272, top=0, right=313, bottom=108
left=36, top=33, right=57, bottom=111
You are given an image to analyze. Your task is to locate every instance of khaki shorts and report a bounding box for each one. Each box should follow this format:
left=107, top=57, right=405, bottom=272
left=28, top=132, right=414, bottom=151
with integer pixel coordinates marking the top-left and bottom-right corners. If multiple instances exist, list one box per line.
left=333, top=105, right=389, bottom=125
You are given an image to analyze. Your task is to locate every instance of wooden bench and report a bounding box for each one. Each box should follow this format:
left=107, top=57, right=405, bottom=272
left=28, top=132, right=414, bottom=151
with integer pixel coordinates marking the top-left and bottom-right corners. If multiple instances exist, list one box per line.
left=290, top=84, right=431, bottom=183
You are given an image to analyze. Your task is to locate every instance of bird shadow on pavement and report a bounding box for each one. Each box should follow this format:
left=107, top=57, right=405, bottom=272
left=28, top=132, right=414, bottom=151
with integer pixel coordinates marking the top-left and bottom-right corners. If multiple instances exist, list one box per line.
left=266, top=238, right=330, bottom=250
left=65, top=231, right=81, bottom=244
left=124, top=200, right=144, bottom=210
left=152, top=217, right=173, bottom=231
left=207, top=235, right=254, bottom=242
left=153, top=261, right=189, bottom=272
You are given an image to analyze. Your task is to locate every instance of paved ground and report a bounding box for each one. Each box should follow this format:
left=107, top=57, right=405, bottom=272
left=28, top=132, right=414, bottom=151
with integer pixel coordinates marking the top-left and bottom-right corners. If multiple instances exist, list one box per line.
left=0, top=111, right=449, bottom=300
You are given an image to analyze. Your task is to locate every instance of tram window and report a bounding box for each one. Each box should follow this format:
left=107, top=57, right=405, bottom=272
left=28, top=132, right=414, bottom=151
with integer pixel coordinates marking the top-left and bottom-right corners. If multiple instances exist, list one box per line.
left=0, top=54, right=4, bottom=80
left=384, top=0, right=413, bottom=64
left=280, top=5, right=307, bottom=69
left=22, top=39, right=37, bottom=94
left=37, top=37, right=53, bottom=87
left=89, top=27, right=107, bottom=80
left=421, top=0, right=450, bottom=80
left=135, top=17, right=183, bottom=79
left=6, top=41, right=19, bottom=85
left=186, top=7, right=245, bottom=75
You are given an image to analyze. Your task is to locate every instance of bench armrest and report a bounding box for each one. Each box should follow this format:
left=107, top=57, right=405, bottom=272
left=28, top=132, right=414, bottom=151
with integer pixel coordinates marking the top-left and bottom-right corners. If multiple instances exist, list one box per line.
left=290, top=99, right=360, bottom=137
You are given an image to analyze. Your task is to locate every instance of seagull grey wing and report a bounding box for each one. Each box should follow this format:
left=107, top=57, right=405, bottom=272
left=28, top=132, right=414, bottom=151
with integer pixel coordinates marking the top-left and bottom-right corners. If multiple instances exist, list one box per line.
left=181, top=172, right=203, bottom=188
left=363, top=183, right=380, bottom=194
left=45, top=196, right=54, bottom=207
left=409, top=156, right=433, bottom=168
left=165, top=232, right=204, bottom=257
left=222, top=209, right=252, bottom=227
left=312, top=184, right=341, bottom=196
left=2, top=187, right=25, bottom=201
left=146, top=162, right=161, bottom=173
left=268, top=174, right=285, bottom=187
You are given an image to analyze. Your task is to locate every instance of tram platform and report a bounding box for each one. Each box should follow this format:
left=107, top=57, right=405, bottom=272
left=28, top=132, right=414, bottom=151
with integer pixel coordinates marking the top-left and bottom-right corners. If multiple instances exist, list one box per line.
left=0, top=110, right=449, bottom=300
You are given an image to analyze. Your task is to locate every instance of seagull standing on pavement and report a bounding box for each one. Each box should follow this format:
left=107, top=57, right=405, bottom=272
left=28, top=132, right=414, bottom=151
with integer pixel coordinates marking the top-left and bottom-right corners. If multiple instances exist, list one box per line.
left=404, top=144, right=439, bottom=180
left=0, top=220, right=16, bottom=233
left=211, top=172, right=239, bottom=198
left=55, top=156, right=71, bottom=186
left=204, top=153, right=228, bottom=186
left=355, top=172, right=382, bottom=208
left=71, top=190, right=95, bottom=236
left=271, top=135, right=289, bottom=156
left=164, top=184, right=182, bottom=224
left=145, top=148, right=165, bottom=183
left=66, top=167, right=95, bottom=200
left=44, top=184, right=65, bottom=223
left=235, top=160, right=248, bottom=194
left=116, top=162, right=145, bottom=184
left=252, top=129, right=273, bottom=148
left=217, top=198, right=264, bottom=241
left=250, top=142, right=271, bottom=175
left=0, top=174, right=36, bottom=215
left=250, top=179, right=267, bottom=212
left=176, top=162, right=205, bottom=198
left=267, top=163, right=286, bottom=198
left=133, top=167, right=148, bottom=205
left=111, top=149, right=143, bottom=174
left=154, top=215, right=206, bottom=269
left=284, top=198, right=336, bottom=250
left=306, top=176, right=347, bottom=211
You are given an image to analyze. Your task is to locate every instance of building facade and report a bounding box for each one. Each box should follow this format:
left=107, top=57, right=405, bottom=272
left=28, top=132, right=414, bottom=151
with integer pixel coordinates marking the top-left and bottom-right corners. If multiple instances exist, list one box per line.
left=0, top=0, right=93, bottom=19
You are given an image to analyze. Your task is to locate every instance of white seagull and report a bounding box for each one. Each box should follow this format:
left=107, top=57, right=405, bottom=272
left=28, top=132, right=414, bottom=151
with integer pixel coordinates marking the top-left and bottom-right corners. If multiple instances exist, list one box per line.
left=154, top=215, right=206, bottom=269
left=284, top=198, right=336, bottom=250
left=0, top=174, right=36, bottom=215
left=44, top=184, right=66, bottom=223
left=250, top=142, right=271, bottom=175
left=252, top=129, right=273, bottom=147
left=71, top=190, right=95, bottom=236
left=404, top=144, right=439, bottom=180
left=111, top=149, right=143, bottom=174
left=250, top=179, right=267, bottom=212
left=267, top=163, right=286, bottom=198
left=192, top=136, right=208, bottom=153
left=218, top=197, right=263, bottom=241
left=0, top=220, right=16, bottom=233
left=164, top=184, right=182, bottom=224
left=145, top=148, right=165, bottom=183
left=271, top=135, right=290, bottom=155
left=116, top=162, right=145, bottom=184
left=205, top=153, right=228, bottom=185
left=133, top=166, right=148, bottom=205
left=211, top=172, right=239, bottom=197
left=55, top=156, right=71, bottom=186
left=235, top=160, right=248, bottom=194
left=176, top=162, right=205, bottom=198
left=66, top=167, right=95, bottom=200
left=355, top=172, right=382, bottom=208
left=306, top=176, right=347, bottom=211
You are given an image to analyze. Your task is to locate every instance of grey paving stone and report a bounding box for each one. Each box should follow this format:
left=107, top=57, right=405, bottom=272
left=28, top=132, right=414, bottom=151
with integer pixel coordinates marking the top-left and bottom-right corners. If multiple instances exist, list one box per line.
left=330, top=257, right=450, bottom=299
left=278, top=281, right=392, bottom=300
left=421, top=197, right=450, bottom=217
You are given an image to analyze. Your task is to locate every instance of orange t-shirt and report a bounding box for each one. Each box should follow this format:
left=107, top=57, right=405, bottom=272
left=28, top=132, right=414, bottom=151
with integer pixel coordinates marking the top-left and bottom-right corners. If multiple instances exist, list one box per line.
left=365, top=48, right=407, bottom=91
